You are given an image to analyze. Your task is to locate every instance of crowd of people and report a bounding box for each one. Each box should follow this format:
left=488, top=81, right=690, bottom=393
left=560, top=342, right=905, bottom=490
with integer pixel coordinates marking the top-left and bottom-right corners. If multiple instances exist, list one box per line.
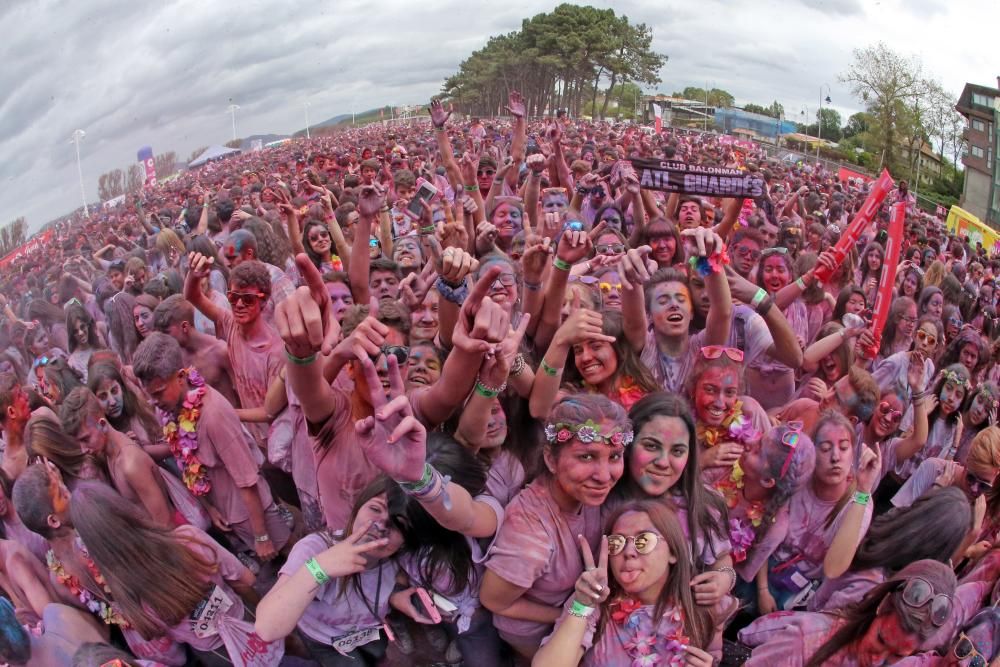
left=0, top=90, right=999, bottom=666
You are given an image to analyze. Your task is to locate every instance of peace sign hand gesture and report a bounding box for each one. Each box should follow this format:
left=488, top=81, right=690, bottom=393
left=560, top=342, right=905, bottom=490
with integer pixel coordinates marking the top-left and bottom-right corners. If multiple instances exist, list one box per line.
left=574, top=534, right=610, bottom=607
left=353, top=352, right=428, bottom=484
left=314, top=521, right=391, bottom=579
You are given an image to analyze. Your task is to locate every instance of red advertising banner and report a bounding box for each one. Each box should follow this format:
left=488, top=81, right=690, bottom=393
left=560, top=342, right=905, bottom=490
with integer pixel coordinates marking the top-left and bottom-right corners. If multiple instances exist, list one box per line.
left=814, top=169, right=895, bottom=284
left=865, top=202, right=906, bottom=358
left=0, top=230, right=55, bottom=269
left=838, top=166, right=874, bottom=184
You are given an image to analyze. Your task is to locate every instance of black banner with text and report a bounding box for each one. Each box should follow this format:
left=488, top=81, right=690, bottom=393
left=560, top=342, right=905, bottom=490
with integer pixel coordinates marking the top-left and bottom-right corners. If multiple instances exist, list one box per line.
left=630, top=158, right=766, bottom=198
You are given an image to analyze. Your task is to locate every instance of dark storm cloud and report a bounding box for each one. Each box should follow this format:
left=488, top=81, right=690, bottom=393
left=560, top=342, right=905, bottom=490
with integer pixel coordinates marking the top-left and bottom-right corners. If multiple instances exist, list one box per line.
left=0, top=0, right=993, bottom=232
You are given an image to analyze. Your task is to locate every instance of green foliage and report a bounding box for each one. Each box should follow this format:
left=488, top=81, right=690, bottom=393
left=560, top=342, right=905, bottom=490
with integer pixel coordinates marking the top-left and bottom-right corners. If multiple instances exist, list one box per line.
left=442, top=4, right=667, bottom=118
left=672, top=87, right=734, bottom=108
left=0, top=217, right=27, bottom=257
left=741, top=100, right=784, bottom=119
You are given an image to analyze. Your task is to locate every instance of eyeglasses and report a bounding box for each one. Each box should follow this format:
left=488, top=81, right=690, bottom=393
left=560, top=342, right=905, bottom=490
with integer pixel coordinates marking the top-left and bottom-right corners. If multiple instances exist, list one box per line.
left=599, top=282, right=622, bottom=294
left=779, top=421, right=804, bottom=479
left=369, top=238, right=381, bottom=248
left=477, top=169, right=496, bottom=177
left=700, top=346, right=744, bottom=362
left=596, top=243, right=625, bottom=255
left=226, top=291, right=266, bottom=306
left=733, top=245, right=762, bottom=262
left=649, top=235, right=673, bottom=248
left=948, top=317, right=963, bottom=327
left=569, top=275, right=599, bottom=285
left=900, top=315, right=917, bottom=324
left=32, top=356, right=50, bottom=369
left=490, top=273, right=518, bottom=287
left=899, top=577, right=953, bottom=627
left=607, top=531, right=661, bottom=556
left=308, top=230, right=331, bottom=242
left=954, top=632, right=987, bottom=667
left=916, top=330, right=937, bottom=346
left=965, top=471, right=994, bottom=494
left=761, top=247, right=789, bottom=257
left=378, top=345, right=409, bottom=365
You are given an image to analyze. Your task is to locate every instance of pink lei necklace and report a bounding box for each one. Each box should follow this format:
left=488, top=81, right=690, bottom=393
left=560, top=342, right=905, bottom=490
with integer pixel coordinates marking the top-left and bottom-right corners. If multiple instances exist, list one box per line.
left=159, top=368, right=211, bottom=496
left=609, top=597, right=690, bottom=667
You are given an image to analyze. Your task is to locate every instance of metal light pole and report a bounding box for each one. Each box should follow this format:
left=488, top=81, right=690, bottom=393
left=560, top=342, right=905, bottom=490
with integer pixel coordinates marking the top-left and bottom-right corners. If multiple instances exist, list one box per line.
left=817, top=85, right=832, bottom=163
left=71, top=129, right=89, bottom=217
left=304, top=101, right=311, bottom=139
left=227, top=103, right=240, bottom=143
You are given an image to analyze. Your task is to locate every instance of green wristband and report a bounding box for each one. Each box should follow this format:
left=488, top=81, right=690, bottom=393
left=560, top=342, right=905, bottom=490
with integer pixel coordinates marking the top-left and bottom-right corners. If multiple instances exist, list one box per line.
left=285, top=348, right=317, bottom=365
left=464, top=184, right=478, bottom=192
left=475, top=382, right=500, bottom=399
left=553, top=257, right=572, bottom=272
left=540, top=359, right=562, bottom=376
left=305, top=558, right=330, bottom=585
left=795, top=277, right=807, bottom=290
left=568, top=600, right=595, bottom=618
left=853, top=490, right=871, bottom=506
left=399, top=462, right=434, bottom=493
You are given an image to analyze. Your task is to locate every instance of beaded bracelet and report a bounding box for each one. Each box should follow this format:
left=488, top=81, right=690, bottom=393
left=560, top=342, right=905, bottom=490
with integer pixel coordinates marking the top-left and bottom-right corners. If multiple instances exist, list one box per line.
left=553, top=257, right=572, bottom=272
left=285, top=349, right=317, bottom=365
left=305, top=558, right=330, bottom=586
left=540, top=359, right=562, bottom=376
left=715, top=566, right=737, bottom=592
left=510, top=354, right=526, bottom=377
left=475, top=379, right=507, bottom=398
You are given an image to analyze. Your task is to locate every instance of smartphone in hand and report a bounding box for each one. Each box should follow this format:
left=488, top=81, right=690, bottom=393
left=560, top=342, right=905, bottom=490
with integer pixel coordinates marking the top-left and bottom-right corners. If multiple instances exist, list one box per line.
left=405, top=181, right=439, bottom=220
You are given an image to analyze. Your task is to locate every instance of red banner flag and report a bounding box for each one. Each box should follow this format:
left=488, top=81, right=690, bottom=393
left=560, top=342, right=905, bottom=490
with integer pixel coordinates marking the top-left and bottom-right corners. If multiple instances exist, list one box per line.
left=813, top=169, right=895, bottom=284
left=865, top=202, right=906, bottom=358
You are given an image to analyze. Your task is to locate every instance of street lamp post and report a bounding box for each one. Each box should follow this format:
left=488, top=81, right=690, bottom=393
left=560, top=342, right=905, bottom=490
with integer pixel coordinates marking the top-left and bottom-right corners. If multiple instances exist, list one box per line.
left=227, top=103, right=240, bottom=143
left=817, top=85, right=832, bottom=164
left=304, top=101, right=311, bottom=139
left=71, top=129, right=88, bottom=217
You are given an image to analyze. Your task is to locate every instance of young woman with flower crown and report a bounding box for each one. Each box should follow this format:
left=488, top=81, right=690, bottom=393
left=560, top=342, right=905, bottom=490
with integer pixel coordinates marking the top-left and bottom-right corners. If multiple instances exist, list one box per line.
left=533, top=500, right=716, bottom=667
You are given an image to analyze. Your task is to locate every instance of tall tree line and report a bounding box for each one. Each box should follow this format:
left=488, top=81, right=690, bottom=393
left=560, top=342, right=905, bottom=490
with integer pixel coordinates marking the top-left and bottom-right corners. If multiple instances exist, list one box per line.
left=441, top=4, right=667, bottom=118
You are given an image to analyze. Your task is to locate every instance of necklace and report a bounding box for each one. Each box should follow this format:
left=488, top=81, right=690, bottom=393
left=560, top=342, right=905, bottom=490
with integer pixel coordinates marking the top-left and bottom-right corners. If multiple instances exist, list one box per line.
left=158, top=368, right=211, bottom=496
left=714, top=463, right=766, bottom=563
left=609, top=597, right=689, bottom=667
left=47, top=542, right=128, bottom=627
left=696, top=400, right=759, bottom=449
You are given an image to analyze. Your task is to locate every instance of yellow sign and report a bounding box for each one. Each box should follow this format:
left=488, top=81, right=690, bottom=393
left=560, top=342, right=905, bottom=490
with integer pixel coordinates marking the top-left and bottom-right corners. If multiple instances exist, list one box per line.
left=946, top=205, right=1000, bottom=252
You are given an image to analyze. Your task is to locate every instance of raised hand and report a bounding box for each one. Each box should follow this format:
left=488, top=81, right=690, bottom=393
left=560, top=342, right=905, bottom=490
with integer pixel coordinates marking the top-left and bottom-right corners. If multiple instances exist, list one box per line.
left=618, top=246, right=653, bottom=290
left=574, top=534, right=609, bottom=606
left=553, top=308, right=615, bottom=349
left=188, top=252, right=214, bottom=279
left=681, top=227, right=725, bottom=258
left=275, top=254, right=342, bottom=357
left=521, top=236, right=553, bottom=281
left=354, top=353, right=428, bottom=483
left=315, top=522, right=391, bottom=579
left=506, top=91, right=526, bottom=119
left=475, top=221, right=499, bottom=255
left=556, top=228, right=592, bottom=266
left=856, top=443, right=882, bottom=494
left=429, top=99, right=453, bottom=129
left=357, top=184, right=386, bottom=218
left=452, top=266, right=509, bottom=355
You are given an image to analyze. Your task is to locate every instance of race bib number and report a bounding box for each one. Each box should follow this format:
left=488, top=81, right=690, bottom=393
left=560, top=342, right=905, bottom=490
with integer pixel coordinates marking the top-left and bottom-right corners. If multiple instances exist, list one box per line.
left=332, top=626, right=380, bottom=656
left=190, top=585, right=235, bottom=639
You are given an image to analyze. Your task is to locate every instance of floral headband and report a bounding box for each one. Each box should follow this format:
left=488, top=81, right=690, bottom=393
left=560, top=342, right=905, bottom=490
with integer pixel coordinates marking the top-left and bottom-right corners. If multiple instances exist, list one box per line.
left=544, top=419, right=634, bottom=447
left=941, top=369, right=971, bottom=391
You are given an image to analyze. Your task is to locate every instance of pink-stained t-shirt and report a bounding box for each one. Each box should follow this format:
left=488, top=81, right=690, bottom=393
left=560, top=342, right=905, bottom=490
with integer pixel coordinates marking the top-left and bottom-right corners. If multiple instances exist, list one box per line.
left=895, top=419, right=958, bottom=481
left=772, top=484, right=873, bottom=582
left=544, top=598, right=696, bottom=667
left=485, top=449, right=525, bottom=508
left=891, top=458, right=951, bottom=509
left=278, top=532, right=397, bottom=644
left=485, top=478, right=603, bottom=646
left=214, top=309, right=284, bottom=426
left=147, top=525, right=248, bottom=652
left=310, top=387, right=430, bottom=532
left=809, top=568, right=886, bottom=612
left=670, top=493, right=732, bottom=567
left=640, top=329, right=706, bottom=394
left=194, top=386, right=273, bottom=526
left=740, top=611, right=851, bottom=666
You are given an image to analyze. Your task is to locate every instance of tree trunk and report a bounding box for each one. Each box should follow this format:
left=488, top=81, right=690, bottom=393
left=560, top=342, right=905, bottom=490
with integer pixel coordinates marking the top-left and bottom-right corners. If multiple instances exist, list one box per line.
left=600, top=71, right=619, bottom=118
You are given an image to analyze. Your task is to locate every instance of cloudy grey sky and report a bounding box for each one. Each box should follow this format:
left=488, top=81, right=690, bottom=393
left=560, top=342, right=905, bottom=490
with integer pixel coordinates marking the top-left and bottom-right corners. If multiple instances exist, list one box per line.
left=2, top=0, right=996, bottom=232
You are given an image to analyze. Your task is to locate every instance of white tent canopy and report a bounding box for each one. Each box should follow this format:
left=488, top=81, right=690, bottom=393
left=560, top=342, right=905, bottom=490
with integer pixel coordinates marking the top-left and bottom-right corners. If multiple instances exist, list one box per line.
left=188, top=145, right=241, bottom=167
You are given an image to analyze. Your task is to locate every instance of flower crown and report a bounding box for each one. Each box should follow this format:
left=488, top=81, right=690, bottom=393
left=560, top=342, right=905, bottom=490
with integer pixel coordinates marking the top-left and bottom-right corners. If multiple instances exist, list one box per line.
left=941, top=369, right=971, bottom=391
left=544, top=419, right=634, bottom=447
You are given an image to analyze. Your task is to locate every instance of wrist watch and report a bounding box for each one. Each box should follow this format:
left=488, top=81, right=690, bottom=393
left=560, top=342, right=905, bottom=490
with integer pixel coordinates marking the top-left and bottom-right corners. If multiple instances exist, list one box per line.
left=255, top=533, right=271, bottom=543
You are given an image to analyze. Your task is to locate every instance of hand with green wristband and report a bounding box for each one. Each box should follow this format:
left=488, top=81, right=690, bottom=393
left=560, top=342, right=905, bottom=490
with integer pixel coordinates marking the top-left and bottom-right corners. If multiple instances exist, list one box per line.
left=573, top=534, right=610, bottom=611
left=353, top=350, right=429, bottom=484
left=306, top=521, right=390, bottom=585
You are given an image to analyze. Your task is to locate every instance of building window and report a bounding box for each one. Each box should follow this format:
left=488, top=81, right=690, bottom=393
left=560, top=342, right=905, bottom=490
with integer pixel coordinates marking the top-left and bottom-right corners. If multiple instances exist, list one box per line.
left=972, top=118, right=986, bottom=132
left=972, top=145, right=985, bottom=158
left=973, top=93, right=995, bottom=107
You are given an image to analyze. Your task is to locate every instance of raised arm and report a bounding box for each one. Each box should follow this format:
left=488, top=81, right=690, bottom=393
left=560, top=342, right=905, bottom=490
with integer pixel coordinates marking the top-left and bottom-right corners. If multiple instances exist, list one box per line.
left=824, top=445, right=880, bottom=578
left=727, top=268, right=804, bottom=369
left=682, top=228, right=732, bottom=347
left=183, top=253, right=223, bottom=326
left=894, top=361, right=932, bottom=463
left=280, top=203, right=305, bottom=257
left=506, top=91, right=527, bottom=187
left=348, top=185, right=385, bottom=306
